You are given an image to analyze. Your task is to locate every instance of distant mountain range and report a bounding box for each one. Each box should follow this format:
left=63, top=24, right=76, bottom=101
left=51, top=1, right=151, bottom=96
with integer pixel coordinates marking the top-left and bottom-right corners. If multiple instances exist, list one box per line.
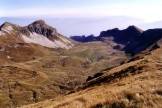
left=0, top=16, right=144, bottom=36
left=1, top=16, right=162, bottom=36
left=1, top=18, right=162, bottom=55
left=71, top=26, right=162, bottom=55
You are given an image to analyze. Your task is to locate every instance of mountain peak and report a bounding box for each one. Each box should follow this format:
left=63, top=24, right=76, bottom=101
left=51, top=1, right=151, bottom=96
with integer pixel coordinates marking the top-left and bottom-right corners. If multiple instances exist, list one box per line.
left=0, top=22, right=15, bottom=29
left=0, top=22, right=18, bottom=34
left=27, top=20, right=57, bottom=37
left=31, top=19, right=46, bottom=25
left=127, top=25, right=137, bottom=29
left=127, top=25, right=143, bottom=33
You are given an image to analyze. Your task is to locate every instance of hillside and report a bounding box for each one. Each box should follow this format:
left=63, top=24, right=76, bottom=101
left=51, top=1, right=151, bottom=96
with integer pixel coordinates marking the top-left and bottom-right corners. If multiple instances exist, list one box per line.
left=20, top=47, right=162, bottom=108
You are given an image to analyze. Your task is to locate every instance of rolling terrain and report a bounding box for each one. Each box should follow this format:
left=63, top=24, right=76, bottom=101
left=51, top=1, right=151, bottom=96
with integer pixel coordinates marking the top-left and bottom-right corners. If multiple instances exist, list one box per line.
left=0, top=20, right=162, bottom=108
left=0, top=20, right=127, bottom=108
left=20, top=47, right=162, bottom=108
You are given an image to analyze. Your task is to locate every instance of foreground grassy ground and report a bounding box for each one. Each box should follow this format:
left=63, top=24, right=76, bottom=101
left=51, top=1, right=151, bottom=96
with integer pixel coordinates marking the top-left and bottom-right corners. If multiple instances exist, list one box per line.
left=20, top=48, right=162, bottom=108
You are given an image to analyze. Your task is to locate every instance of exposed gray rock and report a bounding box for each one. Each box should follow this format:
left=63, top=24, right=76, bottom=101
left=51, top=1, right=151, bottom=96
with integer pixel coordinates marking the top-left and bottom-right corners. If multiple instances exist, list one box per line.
left=27, top=20, right=57, bottom=37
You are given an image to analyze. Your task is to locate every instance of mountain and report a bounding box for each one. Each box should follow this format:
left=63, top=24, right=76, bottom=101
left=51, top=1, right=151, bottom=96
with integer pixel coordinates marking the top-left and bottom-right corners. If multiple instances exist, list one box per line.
left=0, top=20, right=73, bottom=49
left=70, top=25, right=143, bottom=44
left=71, top=26, right=162, bottom=55
left=0, top=16, right=144, bottom=36
left=1, top=20, right=162, bottom=108
left=99, top=25, right=143, bottom=44
left=0, top=20, right=73, bottom=64
left=124, top=28, right=162, bottom=54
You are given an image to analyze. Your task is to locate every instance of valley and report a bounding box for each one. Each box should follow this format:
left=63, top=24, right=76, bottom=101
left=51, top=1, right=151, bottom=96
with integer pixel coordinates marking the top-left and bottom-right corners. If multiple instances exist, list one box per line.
left=0, top=20, right=162, bottom=108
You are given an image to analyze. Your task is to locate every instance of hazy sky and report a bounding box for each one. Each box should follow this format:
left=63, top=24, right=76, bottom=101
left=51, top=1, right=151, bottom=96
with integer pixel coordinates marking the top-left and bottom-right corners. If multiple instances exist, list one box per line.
left=0, top=0, right=162, bottom=22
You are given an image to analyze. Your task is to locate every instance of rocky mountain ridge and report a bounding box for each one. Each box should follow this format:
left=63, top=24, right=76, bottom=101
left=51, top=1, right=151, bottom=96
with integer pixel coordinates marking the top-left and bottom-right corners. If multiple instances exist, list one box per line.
left=71, top=26, right=162, bottom=55
left=0, top=20, right=73, bottom=49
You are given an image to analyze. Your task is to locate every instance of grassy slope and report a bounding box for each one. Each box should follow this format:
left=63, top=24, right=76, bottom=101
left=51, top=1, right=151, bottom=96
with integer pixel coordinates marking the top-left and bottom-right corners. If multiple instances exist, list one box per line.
left=0, top=40, right=127, bottom=107
left=20, top=48, right=162, bottom=108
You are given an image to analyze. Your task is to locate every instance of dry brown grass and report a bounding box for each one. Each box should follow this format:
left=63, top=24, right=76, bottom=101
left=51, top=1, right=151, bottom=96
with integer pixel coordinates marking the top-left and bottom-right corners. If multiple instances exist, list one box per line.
left=20, top=48, right=162, bottom=108
left=0, top=38, right=128, bottom=108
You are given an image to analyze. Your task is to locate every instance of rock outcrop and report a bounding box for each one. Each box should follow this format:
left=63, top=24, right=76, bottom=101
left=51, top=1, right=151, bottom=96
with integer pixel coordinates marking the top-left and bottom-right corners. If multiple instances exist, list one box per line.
left=27, top=20, right=57, bottom=37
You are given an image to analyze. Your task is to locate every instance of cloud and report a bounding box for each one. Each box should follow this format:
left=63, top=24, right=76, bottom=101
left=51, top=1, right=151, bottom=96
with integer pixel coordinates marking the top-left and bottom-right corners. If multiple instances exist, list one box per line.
left=1, top=0, right=162, bottom=22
